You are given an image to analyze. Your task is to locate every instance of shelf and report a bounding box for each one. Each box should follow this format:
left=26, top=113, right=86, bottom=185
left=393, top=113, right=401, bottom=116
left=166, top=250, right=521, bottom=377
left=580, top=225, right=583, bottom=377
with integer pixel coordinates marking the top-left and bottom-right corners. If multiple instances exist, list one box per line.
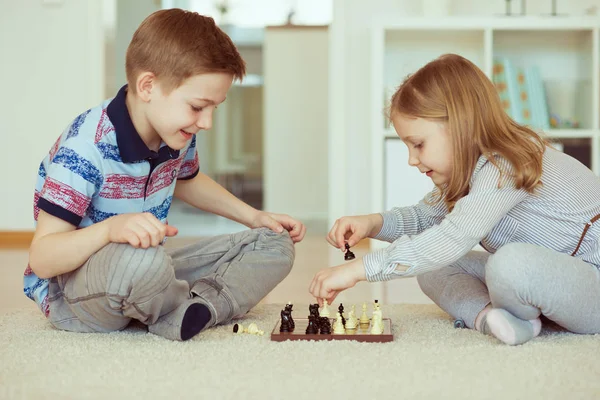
left=375, top=16, right=600, bottom=31
left=383, top=128, right=598, bottom=139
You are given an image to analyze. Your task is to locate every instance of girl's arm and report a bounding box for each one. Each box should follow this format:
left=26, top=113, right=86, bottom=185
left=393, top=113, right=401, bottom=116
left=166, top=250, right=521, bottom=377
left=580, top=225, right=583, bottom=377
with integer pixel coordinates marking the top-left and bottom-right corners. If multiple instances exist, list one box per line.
left=364, top=157, right=528, bottom=281
left=374, top=186, right=448, bottom=243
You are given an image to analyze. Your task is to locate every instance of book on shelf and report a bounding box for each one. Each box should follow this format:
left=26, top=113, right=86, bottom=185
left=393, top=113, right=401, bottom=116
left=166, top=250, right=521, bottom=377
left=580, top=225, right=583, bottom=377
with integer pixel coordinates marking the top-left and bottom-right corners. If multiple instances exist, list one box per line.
left=492, top=58, right=550, bottom=130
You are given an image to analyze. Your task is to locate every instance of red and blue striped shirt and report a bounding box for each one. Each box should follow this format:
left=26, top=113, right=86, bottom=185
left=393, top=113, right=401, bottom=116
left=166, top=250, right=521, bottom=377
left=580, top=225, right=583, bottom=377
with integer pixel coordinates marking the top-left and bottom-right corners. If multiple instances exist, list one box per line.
left=24, top=85, right=199, bottom=316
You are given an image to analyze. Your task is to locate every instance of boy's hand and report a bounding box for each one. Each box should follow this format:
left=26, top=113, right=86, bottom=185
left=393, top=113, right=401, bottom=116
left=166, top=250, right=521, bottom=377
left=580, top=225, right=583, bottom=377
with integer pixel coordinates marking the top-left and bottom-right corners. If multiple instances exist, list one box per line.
left=308, top=259, right=367, bottom=304
left=327, top=214, right=383, bottom=251
left=107, top=213, right=178, bottom=248
left=250, top=211, right=306, bottom=243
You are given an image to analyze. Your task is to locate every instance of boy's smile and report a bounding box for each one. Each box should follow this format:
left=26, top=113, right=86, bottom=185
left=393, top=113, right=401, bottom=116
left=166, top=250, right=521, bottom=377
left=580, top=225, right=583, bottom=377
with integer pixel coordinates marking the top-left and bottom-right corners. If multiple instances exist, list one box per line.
left=129, top=72, right=234, bottom=152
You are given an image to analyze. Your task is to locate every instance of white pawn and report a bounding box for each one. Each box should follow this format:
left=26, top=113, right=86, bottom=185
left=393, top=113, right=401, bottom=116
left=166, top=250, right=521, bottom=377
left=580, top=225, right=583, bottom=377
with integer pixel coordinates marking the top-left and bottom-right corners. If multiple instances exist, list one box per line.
left=320, top=299, right=331, bottom=317
left=359, top=302, right=370, bottom=325
left=333, top=312, right=345, bottom=334
left=247, top=323, right=264, bottom=336
left=345, top=307, right=357, bottom=330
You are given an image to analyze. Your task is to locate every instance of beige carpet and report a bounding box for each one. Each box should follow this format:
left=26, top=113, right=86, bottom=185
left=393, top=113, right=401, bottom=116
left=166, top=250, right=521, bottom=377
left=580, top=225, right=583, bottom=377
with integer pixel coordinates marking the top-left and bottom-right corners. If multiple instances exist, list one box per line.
left=1, top=304, right=599, bottom=400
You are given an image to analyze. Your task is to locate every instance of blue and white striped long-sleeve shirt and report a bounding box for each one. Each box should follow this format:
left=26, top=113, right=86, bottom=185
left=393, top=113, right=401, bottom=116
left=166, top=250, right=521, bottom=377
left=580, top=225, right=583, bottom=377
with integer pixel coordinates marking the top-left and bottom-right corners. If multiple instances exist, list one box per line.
left=363, top=147, right=600, bottom=281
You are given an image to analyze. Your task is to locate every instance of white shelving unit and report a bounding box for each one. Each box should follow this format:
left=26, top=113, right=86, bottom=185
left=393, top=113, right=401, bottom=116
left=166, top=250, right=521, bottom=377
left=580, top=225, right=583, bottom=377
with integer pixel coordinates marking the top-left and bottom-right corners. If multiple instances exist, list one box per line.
left=370, top=17, right=600, bottom=303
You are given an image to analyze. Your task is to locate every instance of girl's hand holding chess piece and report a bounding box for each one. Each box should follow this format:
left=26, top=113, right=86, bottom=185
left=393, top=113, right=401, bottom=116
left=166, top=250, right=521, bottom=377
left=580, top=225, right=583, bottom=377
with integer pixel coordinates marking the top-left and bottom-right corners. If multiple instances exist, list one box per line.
left=308, top=258, right=367, bottom=305
left=326, top=214, right=384, bottom=251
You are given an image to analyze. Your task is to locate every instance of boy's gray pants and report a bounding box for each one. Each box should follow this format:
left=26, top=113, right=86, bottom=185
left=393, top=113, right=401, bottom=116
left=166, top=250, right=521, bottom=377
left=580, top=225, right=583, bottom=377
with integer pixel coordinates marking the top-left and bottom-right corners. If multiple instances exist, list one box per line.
left=47, top=228, right=294, bottom=334
left=417, top=242, right=600, bottom=333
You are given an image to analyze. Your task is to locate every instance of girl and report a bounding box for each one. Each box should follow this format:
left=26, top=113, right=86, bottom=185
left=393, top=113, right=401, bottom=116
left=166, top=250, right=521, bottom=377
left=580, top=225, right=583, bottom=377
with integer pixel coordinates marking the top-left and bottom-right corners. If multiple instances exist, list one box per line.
left=309, top=54, right=600, bottom=345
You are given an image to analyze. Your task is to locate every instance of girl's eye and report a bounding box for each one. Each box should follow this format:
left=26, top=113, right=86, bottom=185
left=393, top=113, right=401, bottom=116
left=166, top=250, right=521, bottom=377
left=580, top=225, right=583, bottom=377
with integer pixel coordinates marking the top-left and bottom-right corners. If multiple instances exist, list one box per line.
left=414, top=143, right=423, bottom=149
left=191, top=105, right=203, bottom=112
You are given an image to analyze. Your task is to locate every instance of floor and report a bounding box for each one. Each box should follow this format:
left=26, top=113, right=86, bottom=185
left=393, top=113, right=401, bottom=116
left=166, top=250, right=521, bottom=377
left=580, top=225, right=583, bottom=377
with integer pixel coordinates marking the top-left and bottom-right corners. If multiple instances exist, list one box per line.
left=1, top=210, right=431, bottom=316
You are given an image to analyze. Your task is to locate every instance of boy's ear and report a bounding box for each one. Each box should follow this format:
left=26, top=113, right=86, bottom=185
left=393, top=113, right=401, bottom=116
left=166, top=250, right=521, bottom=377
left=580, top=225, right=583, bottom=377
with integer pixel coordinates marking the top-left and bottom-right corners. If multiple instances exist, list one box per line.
left=136, top=72, right=155, bottom=102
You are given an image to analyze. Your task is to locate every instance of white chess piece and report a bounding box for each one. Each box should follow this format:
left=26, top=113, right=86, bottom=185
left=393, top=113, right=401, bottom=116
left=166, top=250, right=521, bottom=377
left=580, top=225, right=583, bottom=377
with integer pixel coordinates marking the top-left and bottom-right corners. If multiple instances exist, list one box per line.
left=370, top=307, right=384, bottom=334
left=320, top=299, right=331, bottom=317
left=350, top=305, right=359, bottom=326
left=246, top=323, right=264, bottom=336
left=345, top=307, right=357, bottom=330
left=333, top=312, right=345, bottom=334
left=370, top=317, right=384, bottom=334
left=359, top=302, right=370, bottom=325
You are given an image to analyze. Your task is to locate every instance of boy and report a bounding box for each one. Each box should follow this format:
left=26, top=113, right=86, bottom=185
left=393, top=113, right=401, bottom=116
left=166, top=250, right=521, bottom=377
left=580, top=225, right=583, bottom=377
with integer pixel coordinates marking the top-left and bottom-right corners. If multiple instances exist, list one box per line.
left=25, top=9, right=305, bottom=341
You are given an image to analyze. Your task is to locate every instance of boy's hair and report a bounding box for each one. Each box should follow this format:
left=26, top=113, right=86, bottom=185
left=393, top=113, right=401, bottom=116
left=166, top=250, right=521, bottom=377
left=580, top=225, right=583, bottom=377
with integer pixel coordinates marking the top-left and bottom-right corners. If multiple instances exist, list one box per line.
left=126, top=8, right=246, bottom=94
left=389, top=53, right=546, bottom=211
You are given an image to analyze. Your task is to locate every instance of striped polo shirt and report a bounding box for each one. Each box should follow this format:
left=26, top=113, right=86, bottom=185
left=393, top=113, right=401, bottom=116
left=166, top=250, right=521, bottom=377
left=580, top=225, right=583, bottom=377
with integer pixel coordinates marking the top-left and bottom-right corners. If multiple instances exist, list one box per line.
left=364, top=148, right=600, bottom=281
left=24, top=85, right=200, bottom=316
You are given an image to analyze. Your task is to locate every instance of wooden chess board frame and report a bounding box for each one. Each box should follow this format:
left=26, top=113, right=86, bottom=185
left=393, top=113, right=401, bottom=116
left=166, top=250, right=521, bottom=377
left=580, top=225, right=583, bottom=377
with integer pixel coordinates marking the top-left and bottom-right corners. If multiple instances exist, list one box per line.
left=270, top=318, right=393, bottom=342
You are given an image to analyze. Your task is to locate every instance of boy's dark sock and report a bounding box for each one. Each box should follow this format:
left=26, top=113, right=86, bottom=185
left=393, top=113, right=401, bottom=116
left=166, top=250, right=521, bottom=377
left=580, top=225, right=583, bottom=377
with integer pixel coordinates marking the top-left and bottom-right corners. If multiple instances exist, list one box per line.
left=181, top=303, right=212, bottom=341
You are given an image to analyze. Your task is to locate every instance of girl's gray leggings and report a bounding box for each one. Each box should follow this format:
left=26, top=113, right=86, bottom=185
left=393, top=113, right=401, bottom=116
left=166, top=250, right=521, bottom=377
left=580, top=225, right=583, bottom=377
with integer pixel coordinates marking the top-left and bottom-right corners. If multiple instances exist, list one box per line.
left=417, top=242, right=600, bottom=333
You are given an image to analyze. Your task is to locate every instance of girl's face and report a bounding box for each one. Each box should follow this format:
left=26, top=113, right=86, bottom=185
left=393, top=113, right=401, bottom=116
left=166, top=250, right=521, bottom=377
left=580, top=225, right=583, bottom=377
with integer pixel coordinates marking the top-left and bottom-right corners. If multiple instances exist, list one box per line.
left=391, top=114, right=453, bottom=186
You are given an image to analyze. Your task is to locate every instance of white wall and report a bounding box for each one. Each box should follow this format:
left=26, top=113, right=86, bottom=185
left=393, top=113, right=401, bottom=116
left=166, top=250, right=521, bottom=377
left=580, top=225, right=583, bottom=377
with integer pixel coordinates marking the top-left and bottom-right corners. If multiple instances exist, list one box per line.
left=264, top=27, right=329, bottom=221
left=113, top=0, right=160, bottom=92
left=0, top=0, right=105, bottom=231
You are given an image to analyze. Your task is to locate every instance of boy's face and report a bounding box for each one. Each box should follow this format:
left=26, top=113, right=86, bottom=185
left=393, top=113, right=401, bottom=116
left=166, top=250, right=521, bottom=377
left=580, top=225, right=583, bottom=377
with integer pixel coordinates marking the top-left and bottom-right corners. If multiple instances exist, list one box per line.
left=146, top=72, right=233, bottom=150
left=392, top=114, right=453, bottom=186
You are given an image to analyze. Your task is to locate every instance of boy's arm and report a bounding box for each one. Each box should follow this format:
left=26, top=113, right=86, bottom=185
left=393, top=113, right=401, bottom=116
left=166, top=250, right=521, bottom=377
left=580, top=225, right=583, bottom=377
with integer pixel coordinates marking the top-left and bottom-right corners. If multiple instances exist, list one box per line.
left=29, top=210, right=178, bottom=279
left=174, top=172, right=259, bottom=226
left=174, top=171, right=306, bottom=242
left=28, top=210, right=111, bottom=279
left=374, top=187, right=448, bottom=243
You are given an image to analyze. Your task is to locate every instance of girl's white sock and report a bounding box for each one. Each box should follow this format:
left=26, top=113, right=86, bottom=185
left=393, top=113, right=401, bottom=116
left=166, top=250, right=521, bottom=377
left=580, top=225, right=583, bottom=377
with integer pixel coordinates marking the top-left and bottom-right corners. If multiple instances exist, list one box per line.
left=481, top=308, right=542, bottom=346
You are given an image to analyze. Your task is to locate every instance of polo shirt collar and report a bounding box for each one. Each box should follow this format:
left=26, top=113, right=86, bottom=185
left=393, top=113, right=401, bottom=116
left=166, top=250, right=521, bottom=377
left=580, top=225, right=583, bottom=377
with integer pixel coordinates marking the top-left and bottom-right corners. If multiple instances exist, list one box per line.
left=106, top=85, right=180, bottom=163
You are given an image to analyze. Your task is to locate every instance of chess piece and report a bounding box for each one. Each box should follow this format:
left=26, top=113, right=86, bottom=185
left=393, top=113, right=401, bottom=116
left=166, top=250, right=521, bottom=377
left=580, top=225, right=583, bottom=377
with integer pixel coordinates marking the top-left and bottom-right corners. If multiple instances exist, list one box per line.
left=233, top=323, right=245, bottom=334
left=320, top=299, right=331, bottom=317
left=350, top=305, right=359, bottom=326
left=305, top=316, right=318, bottom=334
left=246, top=323, right=264, bottom=335
left=338, top=303, right=346, bottom=327
left=344, top=242, right=356, bottom=260
left=359, top=302, right=370, bottom=326
left=309, top=303, right=320, bottom=319
left=345, top=305, right=357, bottom=329
left=280, top=309, right=292, bottom=332
left=233, top=323, right=264, bottom=335
left=372, top=307, right=383, bottom=324
left=370, top=316, right=384, bottom=334
left=333, top=312, right=345, bottom=334
left=319, top=317, right=331, bottom=334
left=370, top=305, right=384, bottom=334
left=285, top=302, right=295, bottom=330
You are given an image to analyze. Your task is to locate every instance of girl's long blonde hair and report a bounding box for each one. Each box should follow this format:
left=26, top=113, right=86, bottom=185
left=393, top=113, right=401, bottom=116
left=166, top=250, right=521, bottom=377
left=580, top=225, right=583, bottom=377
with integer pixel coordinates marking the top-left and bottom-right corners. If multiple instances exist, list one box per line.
left=389, top=54, right=546, bottom=211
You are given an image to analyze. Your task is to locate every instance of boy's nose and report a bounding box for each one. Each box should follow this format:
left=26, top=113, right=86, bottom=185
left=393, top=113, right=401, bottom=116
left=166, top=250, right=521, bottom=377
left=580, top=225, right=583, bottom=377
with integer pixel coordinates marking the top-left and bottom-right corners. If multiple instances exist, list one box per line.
left=196, top=114, right=212, bottom=131
left=408, top=155, right=419, bottom=167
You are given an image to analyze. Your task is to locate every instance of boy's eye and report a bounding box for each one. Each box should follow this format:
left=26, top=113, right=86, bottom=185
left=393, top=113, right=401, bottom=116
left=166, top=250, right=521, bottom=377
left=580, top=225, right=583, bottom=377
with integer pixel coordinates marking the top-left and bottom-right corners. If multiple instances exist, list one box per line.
left=413, top=143, right=423, bottom=149
left=191, top=105, right=203, bottom=112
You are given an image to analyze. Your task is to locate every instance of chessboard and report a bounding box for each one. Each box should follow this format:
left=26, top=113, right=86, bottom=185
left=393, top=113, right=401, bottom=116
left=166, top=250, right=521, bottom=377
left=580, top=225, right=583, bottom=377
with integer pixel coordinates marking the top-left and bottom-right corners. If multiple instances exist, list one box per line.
left=270, top=318, right=394, bottom=343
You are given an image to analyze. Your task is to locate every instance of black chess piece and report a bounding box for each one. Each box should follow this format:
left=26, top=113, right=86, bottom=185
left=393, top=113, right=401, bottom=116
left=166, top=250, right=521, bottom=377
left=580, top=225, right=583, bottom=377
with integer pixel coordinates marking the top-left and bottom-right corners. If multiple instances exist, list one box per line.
left=319, top=317, right=331, bottom=334
left=338, top=303, right=346, bottom=327
left=344, top=243, right=355, bottom=260
left=280, top=308, right=293, bottom=332
left=285, top=303, right=295, bottom=330
left=306, top=316, right=318, bottom=334
left=309, top=303, right=320, bottom=319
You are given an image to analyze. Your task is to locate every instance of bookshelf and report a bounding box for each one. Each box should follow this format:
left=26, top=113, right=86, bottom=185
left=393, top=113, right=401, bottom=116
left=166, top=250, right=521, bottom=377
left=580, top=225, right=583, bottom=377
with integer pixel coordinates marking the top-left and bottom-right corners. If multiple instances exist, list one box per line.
left=370, top=17, right=600, bottom=302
